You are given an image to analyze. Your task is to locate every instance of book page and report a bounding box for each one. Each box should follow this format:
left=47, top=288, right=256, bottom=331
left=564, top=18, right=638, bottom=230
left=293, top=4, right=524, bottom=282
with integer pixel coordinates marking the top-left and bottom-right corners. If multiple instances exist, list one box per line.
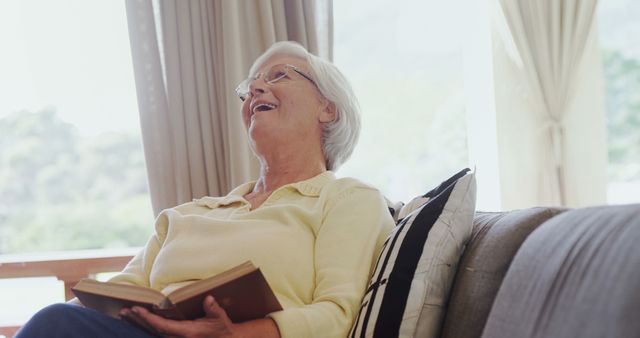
left=74, top=279, right=166, bottom=305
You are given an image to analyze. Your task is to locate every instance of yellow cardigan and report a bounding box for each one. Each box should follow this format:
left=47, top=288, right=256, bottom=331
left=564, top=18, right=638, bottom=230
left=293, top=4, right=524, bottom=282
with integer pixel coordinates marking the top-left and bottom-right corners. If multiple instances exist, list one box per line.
left=108, top=171, right=394, bottom=338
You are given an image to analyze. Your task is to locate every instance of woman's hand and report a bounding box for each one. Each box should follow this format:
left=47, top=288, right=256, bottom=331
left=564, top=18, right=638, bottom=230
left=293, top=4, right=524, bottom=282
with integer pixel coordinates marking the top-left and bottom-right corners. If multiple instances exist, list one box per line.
left=120, top=295, right=238, bottom=338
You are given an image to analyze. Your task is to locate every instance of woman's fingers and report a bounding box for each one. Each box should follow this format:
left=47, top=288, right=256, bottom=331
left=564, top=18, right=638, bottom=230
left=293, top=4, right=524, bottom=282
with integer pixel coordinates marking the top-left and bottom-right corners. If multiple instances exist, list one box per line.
left=120, top=299, right=237, bottom=338
left=131, top=306, right=185, bottom=336
left=199, top=296, right=237, bottom=336
left=203, top=295, right=228, bottom=320
left=120, top=308, right=161, bottom=336
left=121, top=306, right=186, bottom=338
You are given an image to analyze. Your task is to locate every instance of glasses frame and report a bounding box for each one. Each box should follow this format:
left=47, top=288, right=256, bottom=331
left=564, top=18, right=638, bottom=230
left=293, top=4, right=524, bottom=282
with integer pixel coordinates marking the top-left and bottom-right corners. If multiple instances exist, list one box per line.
left=235, top=64, right=317, bottom=102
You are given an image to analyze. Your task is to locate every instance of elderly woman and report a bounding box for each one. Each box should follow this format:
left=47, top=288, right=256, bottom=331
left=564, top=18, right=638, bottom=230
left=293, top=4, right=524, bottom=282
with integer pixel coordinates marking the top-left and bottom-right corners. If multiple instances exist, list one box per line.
left=16, top=41, right=394, bottom=338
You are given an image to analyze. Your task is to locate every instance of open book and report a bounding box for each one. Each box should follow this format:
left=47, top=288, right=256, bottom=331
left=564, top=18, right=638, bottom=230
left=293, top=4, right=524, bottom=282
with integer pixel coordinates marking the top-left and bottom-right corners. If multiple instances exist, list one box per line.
left=72, top=261, right=282, bottom=322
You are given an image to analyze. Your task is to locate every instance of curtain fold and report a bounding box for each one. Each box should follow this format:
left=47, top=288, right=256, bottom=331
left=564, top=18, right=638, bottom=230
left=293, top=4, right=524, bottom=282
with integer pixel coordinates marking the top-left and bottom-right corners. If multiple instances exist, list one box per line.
left=126, top=0, right=333, bottom=215
left=125, top=0, right=178, bottom=216
left=496, top=0, right=598, bottom=206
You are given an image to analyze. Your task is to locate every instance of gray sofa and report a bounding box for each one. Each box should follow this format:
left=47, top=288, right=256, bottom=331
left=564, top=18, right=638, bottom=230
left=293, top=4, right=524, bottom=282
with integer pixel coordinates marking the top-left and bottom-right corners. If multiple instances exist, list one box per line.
left=440, top=204, right=640, bottom=338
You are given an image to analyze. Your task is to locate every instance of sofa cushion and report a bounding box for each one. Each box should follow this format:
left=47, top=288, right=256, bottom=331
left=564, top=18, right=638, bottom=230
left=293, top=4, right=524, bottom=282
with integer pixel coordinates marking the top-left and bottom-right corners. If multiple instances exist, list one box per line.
left=440, top=207, right=565, bottom=338
left=481, top=204, right=640, bottom=338
left=350, top=169, right=476, bottom=338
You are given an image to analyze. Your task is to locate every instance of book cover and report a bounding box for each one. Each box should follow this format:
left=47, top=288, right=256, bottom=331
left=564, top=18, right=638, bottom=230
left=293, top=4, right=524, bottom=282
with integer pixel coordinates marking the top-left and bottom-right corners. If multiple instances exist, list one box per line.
left=72, top=261, right=282, bottom=322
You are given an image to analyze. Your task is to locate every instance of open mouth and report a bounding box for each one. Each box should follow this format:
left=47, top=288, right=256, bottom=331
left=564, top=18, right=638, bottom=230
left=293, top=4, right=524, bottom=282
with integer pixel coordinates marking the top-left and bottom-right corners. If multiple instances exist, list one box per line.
left=252, top=103, right=277, bottom=114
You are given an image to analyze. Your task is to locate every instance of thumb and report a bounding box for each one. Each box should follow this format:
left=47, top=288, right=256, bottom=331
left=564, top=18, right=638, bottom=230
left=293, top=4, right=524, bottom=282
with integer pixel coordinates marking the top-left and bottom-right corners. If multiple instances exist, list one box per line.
left=203, top=295, right=229, bottom=320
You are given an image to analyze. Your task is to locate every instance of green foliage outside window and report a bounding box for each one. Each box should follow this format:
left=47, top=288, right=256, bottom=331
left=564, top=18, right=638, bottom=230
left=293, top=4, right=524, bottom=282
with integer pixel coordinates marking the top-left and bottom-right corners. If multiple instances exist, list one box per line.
left=603, top=50, right=640, bottom=182
left=0, top=108, right=153, bottom=254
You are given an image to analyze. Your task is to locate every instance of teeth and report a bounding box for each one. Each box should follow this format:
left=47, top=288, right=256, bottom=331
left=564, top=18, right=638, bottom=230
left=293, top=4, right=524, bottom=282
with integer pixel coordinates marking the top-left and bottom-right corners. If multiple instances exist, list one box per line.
left=253, top=103, right=276, bottom=112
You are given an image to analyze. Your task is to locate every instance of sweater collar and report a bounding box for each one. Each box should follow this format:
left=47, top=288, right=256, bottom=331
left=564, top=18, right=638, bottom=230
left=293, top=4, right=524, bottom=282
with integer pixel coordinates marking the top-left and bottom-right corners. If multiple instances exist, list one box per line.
left=195, top=171, right=336, bottom=208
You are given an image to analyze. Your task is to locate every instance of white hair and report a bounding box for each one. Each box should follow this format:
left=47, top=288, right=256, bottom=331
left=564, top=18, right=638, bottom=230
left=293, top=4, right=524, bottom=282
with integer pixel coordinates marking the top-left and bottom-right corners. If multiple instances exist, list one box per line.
left=248, top=41, right=361, bottom=171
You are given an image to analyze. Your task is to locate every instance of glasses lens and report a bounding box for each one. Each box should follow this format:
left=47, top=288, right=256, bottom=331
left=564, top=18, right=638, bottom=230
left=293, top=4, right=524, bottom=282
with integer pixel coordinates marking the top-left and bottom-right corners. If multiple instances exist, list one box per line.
left=235, top=65, right=294, bottom=101
left=235, top=80, right=249, bottom=101
left=265, top=64, right=288, bottom=84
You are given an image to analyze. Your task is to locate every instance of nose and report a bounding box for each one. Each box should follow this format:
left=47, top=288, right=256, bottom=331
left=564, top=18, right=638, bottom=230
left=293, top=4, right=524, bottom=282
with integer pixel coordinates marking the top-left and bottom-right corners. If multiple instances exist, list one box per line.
left=248, top=77, right=267, bottom=97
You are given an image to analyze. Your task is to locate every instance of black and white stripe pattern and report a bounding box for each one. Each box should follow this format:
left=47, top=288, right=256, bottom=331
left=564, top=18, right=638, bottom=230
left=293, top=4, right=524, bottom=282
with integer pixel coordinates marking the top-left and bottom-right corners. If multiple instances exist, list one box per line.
left=350, top=169, right=475, bottom=338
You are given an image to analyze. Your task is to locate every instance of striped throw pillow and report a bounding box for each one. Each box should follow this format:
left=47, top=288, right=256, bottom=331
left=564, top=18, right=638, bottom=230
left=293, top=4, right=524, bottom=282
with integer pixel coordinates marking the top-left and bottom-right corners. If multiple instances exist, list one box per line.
left=350, top=168, right=477, bottom=338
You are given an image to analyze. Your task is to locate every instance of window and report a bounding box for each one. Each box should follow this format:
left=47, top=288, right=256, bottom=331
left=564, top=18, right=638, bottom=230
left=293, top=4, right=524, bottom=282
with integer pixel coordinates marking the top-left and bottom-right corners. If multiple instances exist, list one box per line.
left=598, top=0, right=640, bottom=204
left=334, top=0, right=470, bottom=203
left=0, top=0, right=152, bottom=255
left=0, top=0, right=152, bottom=325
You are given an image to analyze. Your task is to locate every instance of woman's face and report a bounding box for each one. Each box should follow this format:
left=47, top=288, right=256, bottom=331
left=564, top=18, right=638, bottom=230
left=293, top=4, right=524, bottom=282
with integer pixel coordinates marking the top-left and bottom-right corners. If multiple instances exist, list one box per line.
left=241, top=55, right=335, bottom=153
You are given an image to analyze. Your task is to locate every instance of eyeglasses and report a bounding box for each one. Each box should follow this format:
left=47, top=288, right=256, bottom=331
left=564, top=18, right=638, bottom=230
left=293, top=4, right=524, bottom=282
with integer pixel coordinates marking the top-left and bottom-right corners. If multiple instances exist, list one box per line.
left=235, top=63, right=317, bottom=102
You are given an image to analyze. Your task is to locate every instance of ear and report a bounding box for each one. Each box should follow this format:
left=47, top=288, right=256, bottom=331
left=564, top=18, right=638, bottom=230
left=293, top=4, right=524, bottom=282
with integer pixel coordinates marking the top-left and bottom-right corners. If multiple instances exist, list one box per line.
left=318, top=100, right=336, bottom=123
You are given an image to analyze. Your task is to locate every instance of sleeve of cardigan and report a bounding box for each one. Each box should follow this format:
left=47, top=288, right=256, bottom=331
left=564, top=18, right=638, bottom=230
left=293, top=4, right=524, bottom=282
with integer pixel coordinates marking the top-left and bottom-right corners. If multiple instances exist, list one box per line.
left=267, top=185, right=394, bottom=338
left=106, top=211, right=170, bottom=287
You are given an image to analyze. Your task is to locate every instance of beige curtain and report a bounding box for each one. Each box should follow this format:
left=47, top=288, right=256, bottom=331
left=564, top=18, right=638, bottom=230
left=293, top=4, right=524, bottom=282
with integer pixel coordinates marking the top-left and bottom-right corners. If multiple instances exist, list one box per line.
left=125, top=0, right=333, bottom=215
left=495, top=0, right=598, bottom=206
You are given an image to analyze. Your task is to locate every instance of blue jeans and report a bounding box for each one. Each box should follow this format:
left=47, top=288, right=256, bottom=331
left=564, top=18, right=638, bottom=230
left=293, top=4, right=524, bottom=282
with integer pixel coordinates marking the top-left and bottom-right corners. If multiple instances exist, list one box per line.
left=15, top=303, right=156, bottom=338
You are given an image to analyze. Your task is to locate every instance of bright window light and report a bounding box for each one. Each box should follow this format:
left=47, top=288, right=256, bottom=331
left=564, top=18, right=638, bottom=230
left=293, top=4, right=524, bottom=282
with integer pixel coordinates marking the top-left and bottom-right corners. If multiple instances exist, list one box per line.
left=0, top=0, right=152, bottom=326
left=334, top=0, right=470, bottom=203
left=598, top=0, right=640, bottom=204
